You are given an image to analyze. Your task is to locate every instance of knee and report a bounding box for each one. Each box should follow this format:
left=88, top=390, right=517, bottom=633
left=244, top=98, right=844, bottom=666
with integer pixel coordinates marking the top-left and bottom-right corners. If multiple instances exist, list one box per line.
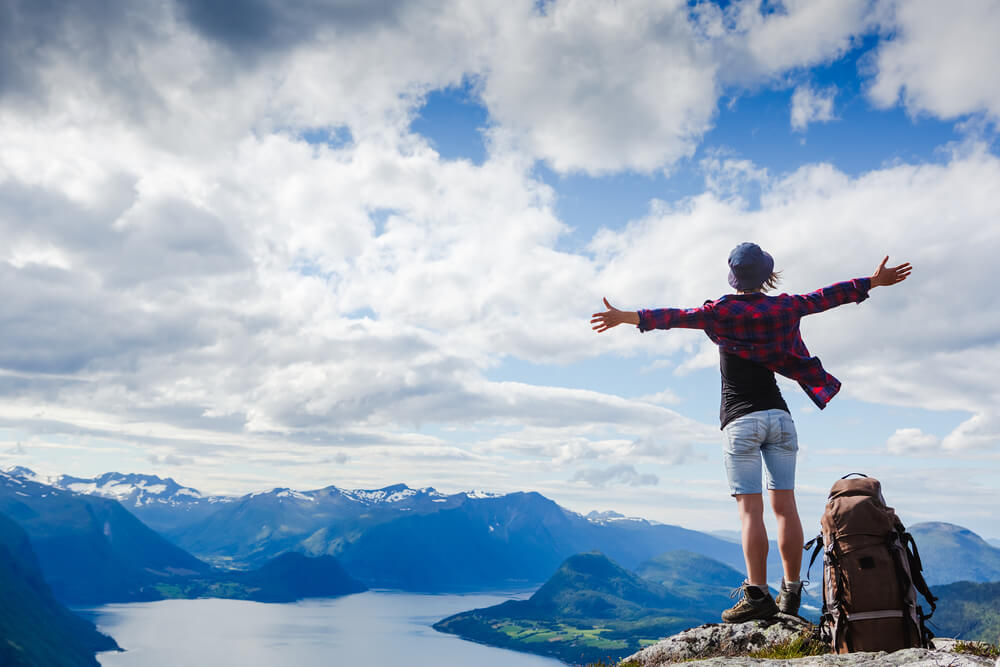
left=736, top=494, right=765, bottom=520
left=770, top=490, right=798, bottom=517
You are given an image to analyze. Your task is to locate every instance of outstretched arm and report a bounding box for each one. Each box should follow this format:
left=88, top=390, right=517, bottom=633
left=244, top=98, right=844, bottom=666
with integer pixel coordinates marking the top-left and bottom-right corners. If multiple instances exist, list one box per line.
left=793, top=255, right=912, bottom=315
left=592, top=298, right=713, bottom=332
left=591, top=298, right=639, bottom=333
left=870, top=256, right=912, bottom=288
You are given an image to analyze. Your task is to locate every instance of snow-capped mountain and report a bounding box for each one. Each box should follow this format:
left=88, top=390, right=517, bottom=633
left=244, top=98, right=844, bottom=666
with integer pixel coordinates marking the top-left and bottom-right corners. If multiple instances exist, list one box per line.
left=0, top=468, right=211, bottom=602
left=2, top=466, right=211, bottom=504
left=1, top=467, right=232, bottom=534
left=53, top=471, right=213, bottom=506
left=0, top=466, right=506, bottom=551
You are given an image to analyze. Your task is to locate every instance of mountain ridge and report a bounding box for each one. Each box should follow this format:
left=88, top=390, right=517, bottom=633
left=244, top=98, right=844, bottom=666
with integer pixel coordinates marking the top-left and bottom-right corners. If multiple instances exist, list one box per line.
left=5, top=467, right=997, bottom=596
left=0, top=471, right=211, bottom=603
left=0, top=510, right=119, bottom=666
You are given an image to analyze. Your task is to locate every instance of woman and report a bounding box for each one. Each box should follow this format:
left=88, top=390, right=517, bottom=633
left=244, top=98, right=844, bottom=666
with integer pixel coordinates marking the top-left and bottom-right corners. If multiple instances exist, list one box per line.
left=591, top=243, right=911, bottom=622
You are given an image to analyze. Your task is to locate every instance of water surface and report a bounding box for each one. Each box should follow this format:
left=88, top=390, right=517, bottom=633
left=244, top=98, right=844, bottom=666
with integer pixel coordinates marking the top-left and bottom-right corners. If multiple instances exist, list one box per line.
left=86, top=591, right=564, bottom=667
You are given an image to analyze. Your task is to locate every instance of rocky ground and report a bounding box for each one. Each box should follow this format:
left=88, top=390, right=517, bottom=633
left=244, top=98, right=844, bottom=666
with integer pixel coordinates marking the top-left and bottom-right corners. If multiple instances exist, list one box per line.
left=622, top=614, right=998, bottom=666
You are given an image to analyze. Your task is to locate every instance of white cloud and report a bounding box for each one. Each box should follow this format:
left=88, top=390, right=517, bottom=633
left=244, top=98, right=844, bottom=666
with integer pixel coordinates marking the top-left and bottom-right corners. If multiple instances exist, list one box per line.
left=571, top=463, right=659, bottom=488
left=674, top=340, right=721, bottom=376
left=942, top=412, right=1000, bottom=452
left=0, top=0, right=892, bottom=179
left=481, top=0, right=719, bottom=174
left=790, top=85, right=837, bottom=131
left=700, top=151, right=769, bottom=201
left=698, top=0, right=876, bottom=83
left=868, top=0, right=1000, bottom=120
left=886, top=428, right=940, bottom=454
left=637, top=389, right=682, bottom=406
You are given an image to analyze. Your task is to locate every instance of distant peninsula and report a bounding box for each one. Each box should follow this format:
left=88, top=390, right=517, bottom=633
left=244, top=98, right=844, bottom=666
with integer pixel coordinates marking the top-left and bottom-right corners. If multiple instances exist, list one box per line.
left=434, top=550, right=746, bottom=664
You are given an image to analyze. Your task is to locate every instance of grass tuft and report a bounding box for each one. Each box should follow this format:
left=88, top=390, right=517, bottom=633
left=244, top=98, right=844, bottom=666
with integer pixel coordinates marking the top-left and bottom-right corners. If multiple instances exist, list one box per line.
left=748, top=633, right=830, bottom=659
left=952, top=640, right=1000, bottom=659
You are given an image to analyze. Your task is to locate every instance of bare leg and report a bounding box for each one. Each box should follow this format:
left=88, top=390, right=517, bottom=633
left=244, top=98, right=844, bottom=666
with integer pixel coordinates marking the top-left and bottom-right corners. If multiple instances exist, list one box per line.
left=735, top=493, right=768, bottom=587
left=770, top=489, right=803, bottom=582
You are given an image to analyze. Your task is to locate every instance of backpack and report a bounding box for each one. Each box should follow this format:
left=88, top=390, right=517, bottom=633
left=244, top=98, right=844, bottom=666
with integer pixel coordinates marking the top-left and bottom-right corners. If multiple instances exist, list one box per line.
left=804, top=473, right=937, bottom=654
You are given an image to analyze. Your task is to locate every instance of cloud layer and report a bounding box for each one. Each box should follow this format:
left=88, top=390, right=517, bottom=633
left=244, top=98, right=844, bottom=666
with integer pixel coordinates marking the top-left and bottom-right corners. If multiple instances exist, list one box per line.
left=0, top=1, right=997, bottom=525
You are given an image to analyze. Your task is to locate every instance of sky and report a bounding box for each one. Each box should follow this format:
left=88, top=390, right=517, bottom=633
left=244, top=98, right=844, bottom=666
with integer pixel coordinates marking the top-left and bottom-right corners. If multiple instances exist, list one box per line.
left=1, top=0, right=999, bottom=539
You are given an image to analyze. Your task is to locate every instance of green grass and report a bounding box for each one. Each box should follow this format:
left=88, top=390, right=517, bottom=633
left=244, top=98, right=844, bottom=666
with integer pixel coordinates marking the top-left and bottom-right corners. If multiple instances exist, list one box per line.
left=492, top=620, right=628, bottom=648
left=748, top=633, right=830, bottom=659
left=953, top=640, right=1000, bottom=659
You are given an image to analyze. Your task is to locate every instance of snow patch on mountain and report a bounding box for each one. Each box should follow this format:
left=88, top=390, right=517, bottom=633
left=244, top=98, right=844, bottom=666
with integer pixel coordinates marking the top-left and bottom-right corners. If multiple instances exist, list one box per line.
left=275, top=489, right=315, bottom=501
left=0, top=466, right=44, bottom=483
left=586, top=510, right=661, bottom=526
left=465, top=490, right=501, bottom=499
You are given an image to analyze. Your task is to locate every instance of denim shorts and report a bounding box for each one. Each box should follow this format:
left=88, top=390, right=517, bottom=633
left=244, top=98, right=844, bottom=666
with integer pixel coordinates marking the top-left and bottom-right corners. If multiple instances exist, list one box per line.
left=722, top=409, right=798, bottom=495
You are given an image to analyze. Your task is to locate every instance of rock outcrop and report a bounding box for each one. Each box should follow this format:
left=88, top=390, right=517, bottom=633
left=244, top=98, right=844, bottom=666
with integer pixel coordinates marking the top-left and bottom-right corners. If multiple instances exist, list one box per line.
left=622, top=614, right=997, bottom=666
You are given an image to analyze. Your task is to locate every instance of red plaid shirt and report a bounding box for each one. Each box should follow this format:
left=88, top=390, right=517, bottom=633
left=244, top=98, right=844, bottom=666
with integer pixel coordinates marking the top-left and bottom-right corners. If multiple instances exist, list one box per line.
left=637, top=278, right=872, bottom=408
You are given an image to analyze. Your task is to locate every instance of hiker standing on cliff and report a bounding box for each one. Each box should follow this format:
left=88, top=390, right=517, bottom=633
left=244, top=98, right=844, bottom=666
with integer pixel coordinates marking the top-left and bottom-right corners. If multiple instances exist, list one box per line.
left=590, top=243, right=911, bottom=622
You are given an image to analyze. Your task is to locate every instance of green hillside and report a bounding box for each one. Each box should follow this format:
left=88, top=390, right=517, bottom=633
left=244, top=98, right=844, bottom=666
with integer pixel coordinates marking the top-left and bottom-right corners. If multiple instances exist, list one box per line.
left=931, top=580, right=1000, bottom=644
left=434, top=551, right=725, bottom=664
left=152, top=552, right=367, bottom=602
left=0, top=511, right=118, bottom=667
left=636, top=549, right=746, bottom=599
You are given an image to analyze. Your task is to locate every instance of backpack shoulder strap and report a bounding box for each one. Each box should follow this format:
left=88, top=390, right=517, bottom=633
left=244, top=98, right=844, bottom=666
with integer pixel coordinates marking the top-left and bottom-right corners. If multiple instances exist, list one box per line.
left=804, top=534, right=824, bottom=582
left=901, top=531, right=938, bottom=616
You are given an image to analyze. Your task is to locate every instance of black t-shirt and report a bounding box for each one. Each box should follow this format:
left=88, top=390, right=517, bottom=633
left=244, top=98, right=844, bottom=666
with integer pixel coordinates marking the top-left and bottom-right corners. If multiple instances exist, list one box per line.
left=719, top=348, right=789, bottom=429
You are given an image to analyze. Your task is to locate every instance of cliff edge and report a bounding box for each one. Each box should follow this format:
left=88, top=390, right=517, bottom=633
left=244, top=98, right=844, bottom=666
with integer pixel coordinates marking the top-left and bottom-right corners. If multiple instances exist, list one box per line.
left=622, top=614, right=997, bottom=666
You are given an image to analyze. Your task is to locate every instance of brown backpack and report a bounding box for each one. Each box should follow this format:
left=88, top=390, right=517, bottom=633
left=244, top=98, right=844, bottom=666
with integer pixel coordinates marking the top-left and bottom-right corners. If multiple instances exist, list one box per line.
left=804, top=473, right=937, bottom=654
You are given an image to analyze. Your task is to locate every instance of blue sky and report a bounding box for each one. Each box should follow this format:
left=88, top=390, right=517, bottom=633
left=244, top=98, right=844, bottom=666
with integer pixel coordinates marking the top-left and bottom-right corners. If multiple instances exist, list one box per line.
left=0, top=0, right=998, bottom=539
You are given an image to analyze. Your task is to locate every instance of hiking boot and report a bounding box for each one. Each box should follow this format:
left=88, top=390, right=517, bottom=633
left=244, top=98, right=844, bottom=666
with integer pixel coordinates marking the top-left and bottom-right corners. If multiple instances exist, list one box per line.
left=776, top=579, right=804, bottom=616
left=721, top=581, right=779, bottom=623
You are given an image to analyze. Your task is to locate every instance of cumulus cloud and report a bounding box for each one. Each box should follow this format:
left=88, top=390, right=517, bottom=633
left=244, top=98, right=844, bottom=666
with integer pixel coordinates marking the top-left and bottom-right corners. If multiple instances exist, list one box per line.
left=481, top=0, right=719, bottom=174
left=790, top=85, right=837, bottom=131
left=868, top=0, right=1000, bottom=120
left=942, top=412, right=1000, bottom=451
left=572, top=464, right=659, bottom=488
left=700, top=151, right=769, bottom=201
left=0, top=0, right=904, bottom=179
left=886, top=428, right=940, bottom=454
left=697, top=0, right=876, bottom=83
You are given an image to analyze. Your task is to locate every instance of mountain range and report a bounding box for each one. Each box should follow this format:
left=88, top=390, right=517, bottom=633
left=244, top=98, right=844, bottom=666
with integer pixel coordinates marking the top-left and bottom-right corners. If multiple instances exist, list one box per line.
left=2, top=464, right=999, bottom=665
left=0, top=471, right=211, bottom=603
left=1, top=466, right=753, bottom=591
left=5, top=466, right=1000, bottom=595
left=3, top=466, right=231, bottom=534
